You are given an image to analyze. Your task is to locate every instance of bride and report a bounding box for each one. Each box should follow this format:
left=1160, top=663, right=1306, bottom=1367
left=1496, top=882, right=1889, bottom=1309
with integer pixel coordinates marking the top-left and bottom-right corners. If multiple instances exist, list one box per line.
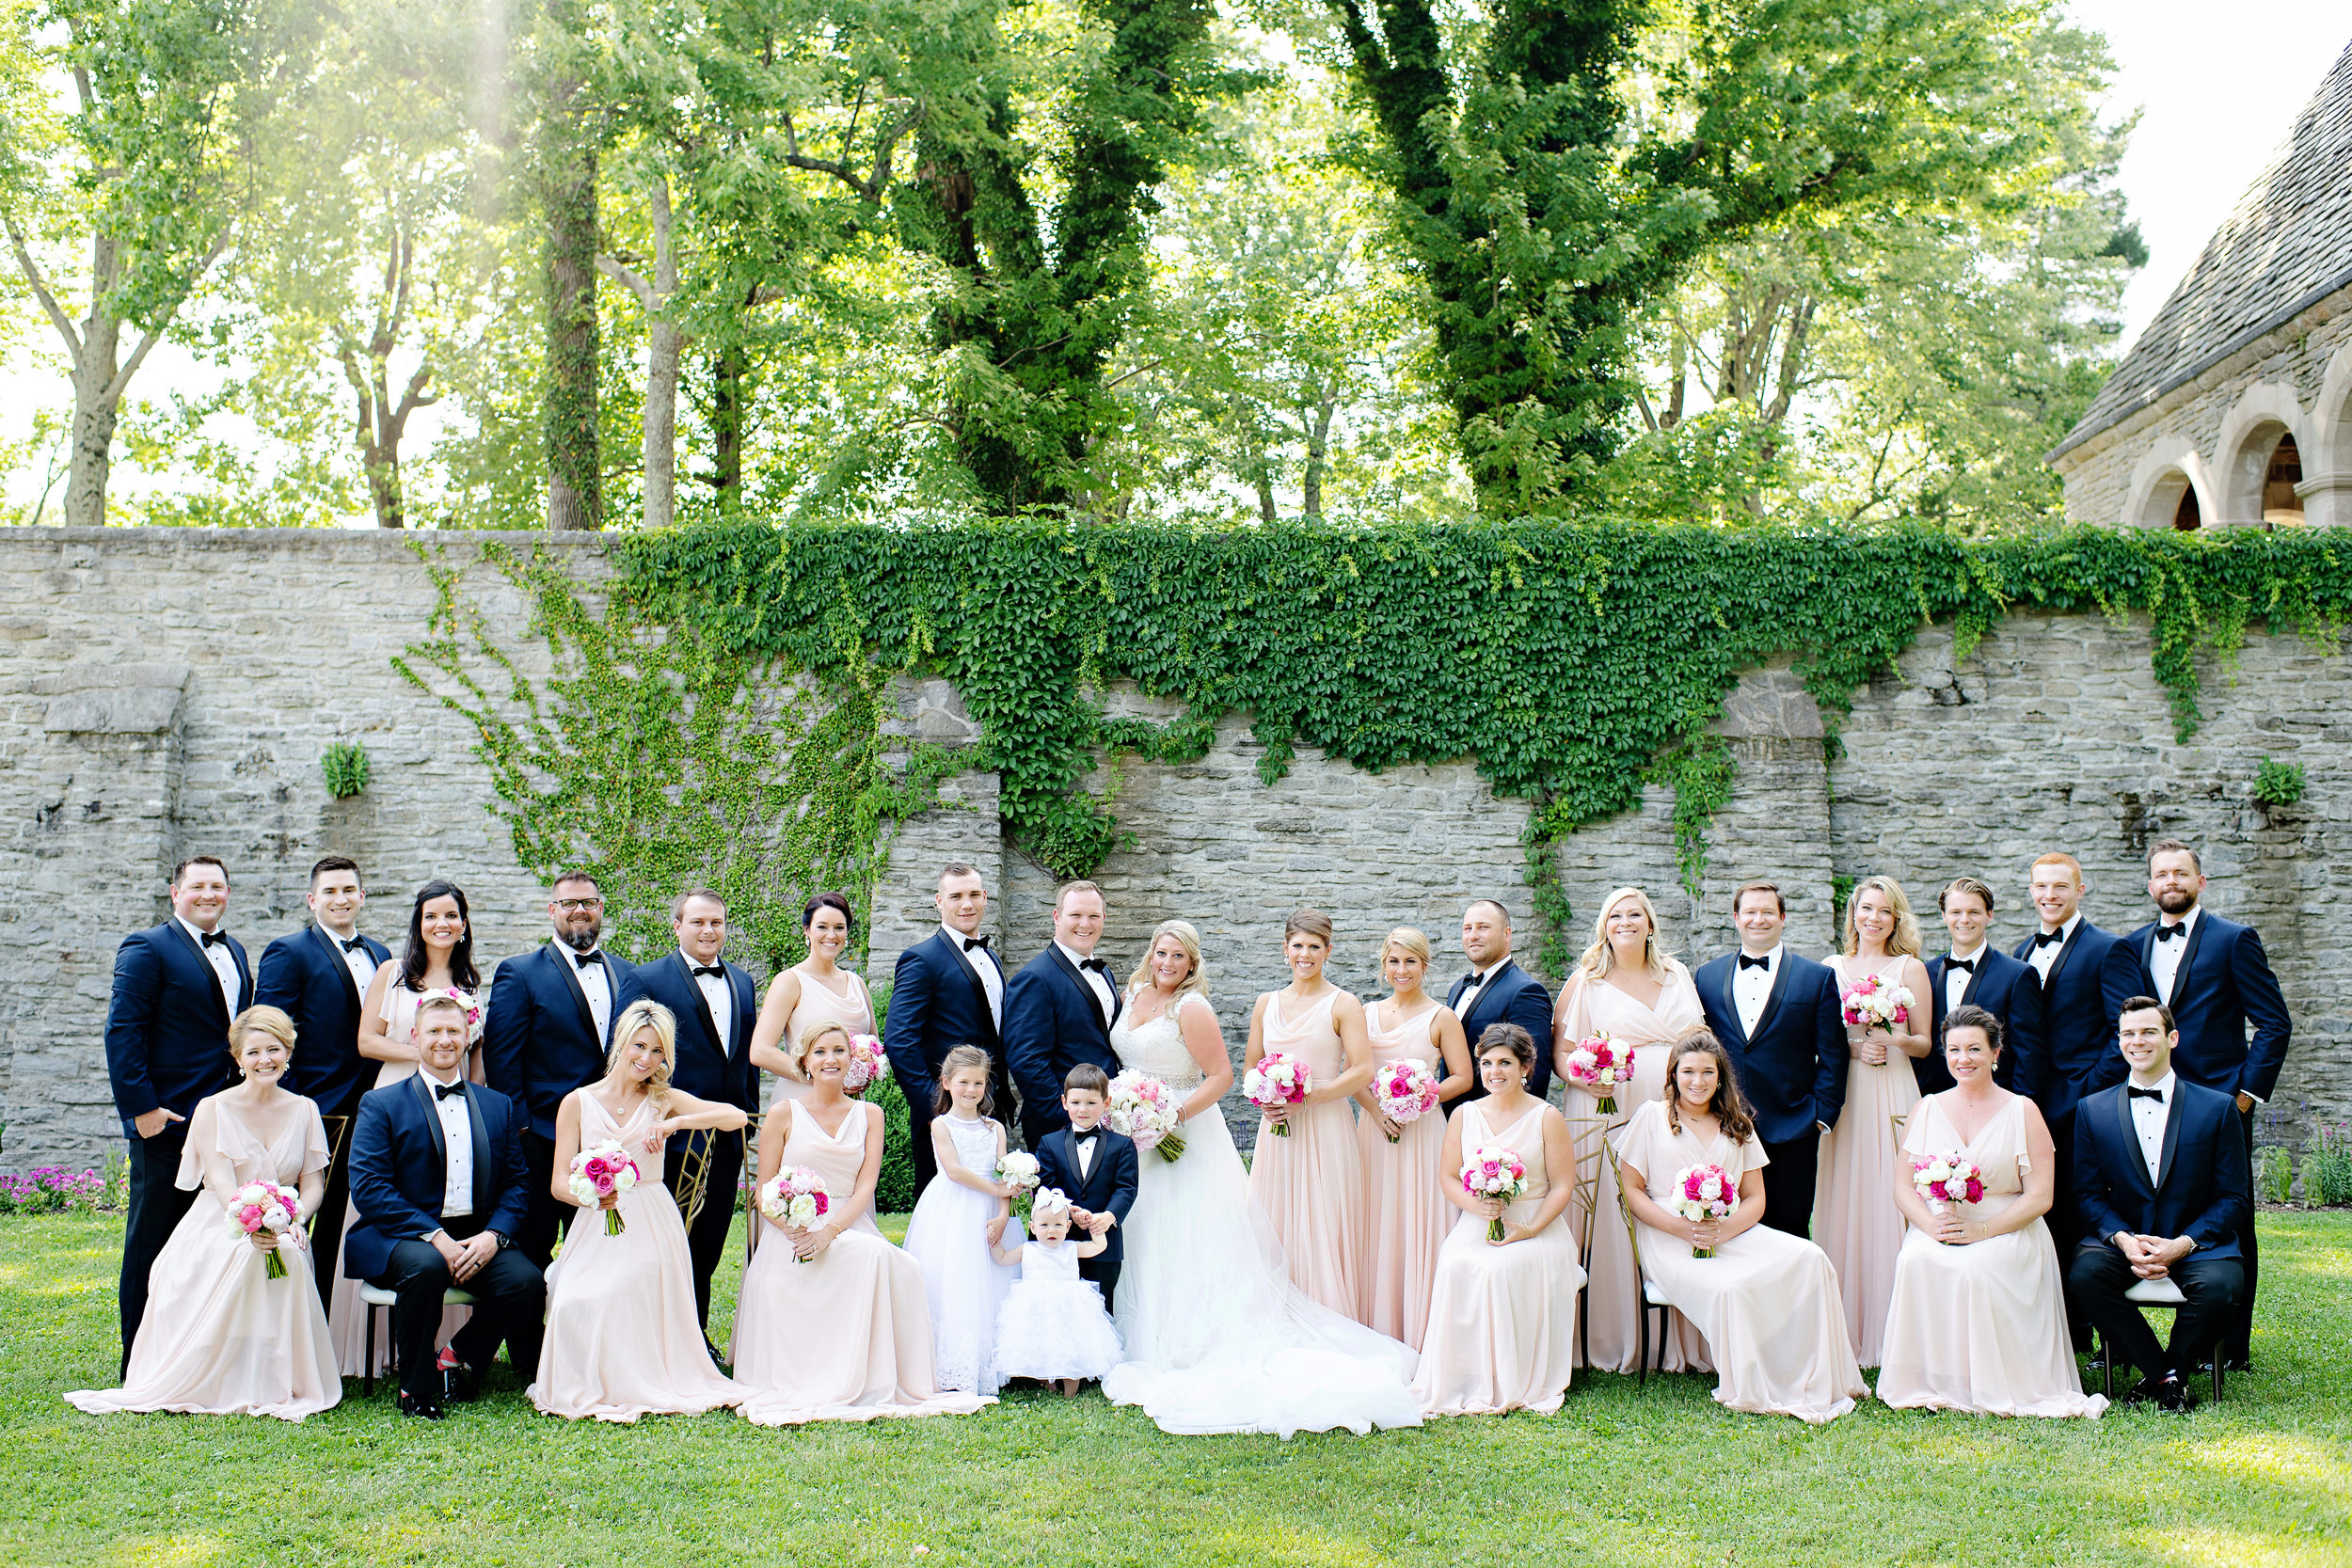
left=1101, top=919, right=1422, bottom=1436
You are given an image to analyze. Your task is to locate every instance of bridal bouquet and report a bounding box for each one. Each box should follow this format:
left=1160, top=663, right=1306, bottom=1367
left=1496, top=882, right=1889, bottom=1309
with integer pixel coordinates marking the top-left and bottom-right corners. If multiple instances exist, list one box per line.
left=843, top=1034, right=893, bottom=1095
left=1372, top=1059, right=1439, bottom=1143
left=568, top=1142, right=643, bottom=1235
left=1460, top=1146, right=1528, bottom=1241
left=227, top=1180, right=303, bottom=1278
left=1671, top=1164, right=1738, bottom=1257
left=758, top=1165, right=832, bottom=1261
left=1106, top=1071, right=1186, bottom=1162
left=1244, top=1052, right=1311, bottom=1136
left=996, top=1149, right=1042, bottom=1221
left=1840, top=974, right=1915, bottom=1032
left=1561, top=1036, right=1637, bottom=1114
left=1912, top=1152, right=1985, bottom=1217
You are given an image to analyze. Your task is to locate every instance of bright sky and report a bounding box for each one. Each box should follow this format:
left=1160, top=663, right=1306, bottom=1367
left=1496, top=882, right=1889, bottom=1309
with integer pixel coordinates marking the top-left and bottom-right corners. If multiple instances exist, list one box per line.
left=5, top=5, right=2351, bottom=519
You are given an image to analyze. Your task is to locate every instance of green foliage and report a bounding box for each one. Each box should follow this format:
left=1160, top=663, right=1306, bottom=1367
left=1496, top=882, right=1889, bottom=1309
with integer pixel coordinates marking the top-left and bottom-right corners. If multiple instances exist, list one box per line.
left=319, top=742, right=370, bottom=800
left=2252, top=757, right=2307, bottom=808
left=1645, top=732, right=1737, bottom=898
left=866, top=977, right=915, bottom=1211
left=2255, top=1145, right=2296, bottom=1207
left=2313, top=1123, right=2352, bottom=1209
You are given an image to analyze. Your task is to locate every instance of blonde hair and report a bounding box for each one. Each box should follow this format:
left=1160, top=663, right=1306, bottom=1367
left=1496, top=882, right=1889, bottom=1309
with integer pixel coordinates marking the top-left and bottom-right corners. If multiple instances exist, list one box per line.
left=606, top=999, right=679, bottom=1109
left=793, top=1020, right=852, bottom=1078
left=1380, top=927, right=1433, bottom=970
left=1576, top=887, right=1675, bottom=982
left=229, top=1005, right=297, bottom=1057
left=1125, top=918, right=1209, bottom=1001
left=1841, top=876, right=1924, bottom=958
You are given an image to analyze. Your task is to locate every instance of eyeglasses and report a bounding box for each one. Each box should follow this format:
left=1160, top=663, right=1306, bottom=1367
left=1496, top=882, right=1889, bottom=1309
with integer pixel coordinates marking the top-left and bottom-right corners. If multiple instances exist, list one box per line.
left=552, top=898, right=605, bottom=913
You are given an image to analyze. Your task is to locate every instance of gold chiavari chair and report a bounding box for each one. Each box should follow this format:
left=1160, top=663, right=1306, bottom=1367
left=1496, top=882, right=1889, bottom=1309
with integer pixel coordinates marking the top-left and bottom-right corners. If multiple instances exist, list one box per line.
left=1561, top=1112, right=1615, bottom=1377
left=740, top=1111, right=765, bottom=1262
left=310, top=1116, right=353, bottom=1239
left=1608, top=1142, right=1683, bottom=1386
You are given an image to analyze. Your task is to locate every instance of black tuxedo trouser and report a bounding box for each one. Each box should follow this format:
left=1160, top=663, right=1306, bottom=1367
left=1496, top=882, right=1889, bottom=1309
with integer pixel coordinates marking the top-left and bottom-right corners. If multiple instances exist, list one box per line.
left=2066, top=1243, right=2243, bottom=1384
left=516, top=1129, right=571, bottom=1271
left=308, top=1085, right=371, bottom=1305
left=1078, top=1257, right=1120, bottom=1318
left=1758, top=1132, right=1820, bottom=1239
left=2230, top=1105, right=2258, bottom=1365
left=119, top=1124, right=198, bottom=1372
left=2043, top=1107, right=2091, bottom=1349
left=373, top=1216, right=546, bottom=1405
left=664, top=1128, right=743, bottom=1332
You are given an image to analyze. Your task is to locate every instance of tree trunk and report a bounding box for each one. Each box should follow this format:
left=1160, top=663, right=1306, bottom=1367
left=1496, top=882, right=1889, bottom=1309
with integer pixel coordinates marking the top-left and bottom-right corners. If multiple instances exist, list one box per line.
left=63, top=279, right=123, bottom=529
left=710, top=339, right=746, bottom=506
left=642, top=180, right=678, bottom=531
left=1302, top=396, right=1335, bottom=518
left=541, top=40, right=600, bottom=531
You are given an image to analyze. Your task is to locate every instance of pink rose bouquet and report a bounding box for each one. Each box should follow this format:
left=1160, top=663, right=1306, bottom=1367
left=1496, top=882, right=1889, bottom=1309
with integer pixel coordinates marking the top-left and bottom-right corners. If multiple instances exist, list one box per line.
left=227, top=1180, right=303, bottom=1278
left=1372, top=1058, right=1440, bottom=1143
left=758, top=1165, right=833, bottom=1261
left=1670, top=1164, right=1738, bottom=1257
left=1460, top=1145, right=1528, bottom=1241
left=566, top=1142, right=643, bottom=1234
left=843, top=1034, right=893, bottom=1095
left=1243, top=1051, right=1311, bottom=1136
left=1840, top=974, right=1915, bottom=1032
left=1562, top=1035, right=1637, bottom=1114
left=1106, top=1070, right=1186, bottom=1162
left=1911, top=1152, right=1986, bottom=1218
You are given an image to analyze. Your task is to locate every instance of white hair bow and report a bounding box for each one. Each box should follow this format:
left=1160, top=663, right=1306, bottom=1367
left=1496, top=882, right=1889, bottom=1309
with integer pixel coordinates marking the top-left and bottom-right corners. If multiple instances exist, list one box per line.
left=1030, top=1186, right=1073, bottom=1220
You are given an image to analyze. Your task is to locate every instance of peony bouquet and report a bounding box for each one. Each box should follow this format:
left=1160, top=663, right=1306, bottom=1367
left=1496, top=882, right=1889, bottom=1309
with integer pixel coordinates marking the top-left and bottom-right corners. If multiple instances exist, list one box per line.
left=1106, top=1071, right=1186, bottom=1162
left=1911, top=1151, right=1985, bottom=1219
left=1372, top=1058, right=1440, bottom=1143
left=1671, top=1164, right=1738, bottom=1257
left=1460, top=1145, right=1529, bottom=1241
left=437, top=987, right=487, bottom=1042
left=843, top=1034, right=893, bottom=1095
left=1840, top=974, right=1915, bottom=1032
left=567, top=1142, right=643, bottom=1234
left=227, top=1180, right=303, bottom=1278
left=1562, top=1036, right=1638, bottom=1115
left=758, top=1165, right=833, bottom=1261
left=1243, top=1051, right=1311, bottom=1136
left=996, top=1149, right=1041, bottom=1222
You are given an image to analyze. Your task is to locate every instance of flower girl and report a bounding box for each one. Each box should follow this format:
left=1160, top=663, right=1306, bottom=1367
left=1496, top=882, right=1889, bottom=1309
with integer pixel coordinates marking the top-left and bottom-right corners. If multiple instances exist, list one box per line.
left=902, top=1047, right=1019, bottom=1392
left=989, top=1188, right=1122, bottom=1396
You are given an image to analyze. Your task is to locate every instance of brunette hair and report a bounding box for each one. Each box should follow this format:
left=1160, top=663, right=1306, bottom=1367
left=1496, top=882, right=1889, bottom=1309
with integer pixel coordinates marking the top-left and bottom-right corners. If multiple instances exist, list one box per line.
left=551, top=869, right=600, bottom=895
left=1063, top=1063, right=1110, bottom=1097
left=1283, top=908, right=1335, bottom=946
left=932, top=1045, right=996, bottom=1117
left=1941, top=1002, right=2004, bottom=1054
left=2148, top=838, right=2201, bottom=873
left=1730, top=879, right=1784, bottom=917
left=937, top=861, right=980, bottom=886
left=1054, top=879, right=1104, bottom=912
left=1840, top=875, right=1924, bottom=958
left=803, top=891, right=853, bottom=929
left=400, top=880, right=479, bottom=992
left=171, top=854, right=229, bottom=888
left=308, top=855, right=361, bottom=888
left=2117, top=995, right=2176, bottom=1035
left=1474, top=1022, right=1536, bottom=1070
left=670, top=887, right=725, bottom=921
left=1663, top=1030, right=1756, bottom=1145
left=1937, top=876, right=1996, bottom=915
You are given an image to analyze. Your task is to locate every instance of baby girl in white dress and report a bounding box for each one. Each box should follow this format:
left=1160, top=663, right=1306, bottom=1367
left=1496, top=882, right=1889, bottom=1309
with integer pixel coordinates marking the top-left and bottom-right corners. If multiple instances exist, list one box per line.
left=990, top=1188, right=1122, bottom=1396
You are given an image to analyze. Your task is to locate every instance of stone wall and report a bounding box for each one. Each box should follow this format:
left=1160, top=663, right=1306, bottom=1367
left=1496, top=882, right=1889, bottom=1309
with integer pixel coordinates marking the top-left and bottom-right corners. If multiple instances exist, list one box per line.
left=2, top=529, right=2343, bottom=1166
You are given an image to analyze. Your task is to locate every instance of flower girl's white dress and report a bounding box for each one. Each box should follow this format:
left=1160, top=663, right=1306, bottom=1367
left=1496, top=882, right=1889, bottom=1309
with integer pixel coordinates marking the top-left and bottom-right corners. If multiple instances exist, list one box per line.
left=992, top=1241, right=1122, bottom=1383
left=902, top=1114, right=1018, bottom=1392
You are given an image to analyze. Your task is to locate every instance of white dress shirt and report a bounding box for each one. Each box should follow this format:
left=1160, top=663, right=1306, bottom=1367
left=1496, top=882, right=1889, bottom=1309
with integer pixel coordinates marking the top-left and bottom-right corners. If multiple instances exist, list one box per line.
left=1733, top=944, right=1782, bottom=1037
left=178, top=915, right=241, bottom=1012
left=323, top=926, right=381, bottom=997
left=1073, top=1127, right=1099, bottom=1180
left=1058, top=941, right=1116, bottom=1026
left=1455, top=959, right=1507, bottom=1019
left=2026, top=912, right=2079, bottom=985
left=2150, top=906, right=2199, bottom=1006
left=2127, top=1069, right=2176, bottom=1189
left=1942, top=943, right=1988, bottom=1015
left=684, top=949, right=735, bottom=1050
left=424, top=1068, right=476, bottom=1218
left=945, top=925, right=1006, bottom=1030
left=569, top=944, right=614, bottom=1042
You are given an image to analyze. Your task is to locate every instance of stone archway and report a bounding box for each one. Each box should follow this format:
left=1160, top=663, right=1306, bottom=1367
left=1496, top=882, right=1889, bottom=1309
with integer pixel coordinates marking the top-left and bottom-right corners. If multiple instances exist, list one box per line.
left=2213, top=382, right=2312, bottom=527
left=2306, top=339, right=2352, bottom=527
left=2123, top=436, right=2217, bottom=531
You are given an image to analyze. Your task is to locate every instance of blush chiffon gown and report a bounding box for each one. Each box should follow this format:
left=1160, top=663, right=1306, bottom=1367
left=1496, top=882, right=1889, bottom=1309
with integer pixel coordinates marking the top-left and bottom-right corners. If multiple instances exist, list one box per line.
left=1355, top=999, right=1453, bottom=1350
left=771, top=966, right=875, bottom=1105
left=67, top=1094, right=341, bottom=1420
left=1248, top=989, right=1366, bottom=1322
left=529, top=1092, right=745, bottom=1421
left=1811, top=954, right=1922, bottom=1367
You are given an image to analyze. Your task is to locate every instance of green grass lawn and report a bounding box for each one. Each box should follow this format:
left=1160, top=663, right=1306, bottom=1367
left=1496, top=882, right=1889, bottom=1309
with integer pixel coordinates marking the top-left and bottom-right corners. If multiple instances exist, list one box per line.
left=8, top=1211, right=2350, bottom=1567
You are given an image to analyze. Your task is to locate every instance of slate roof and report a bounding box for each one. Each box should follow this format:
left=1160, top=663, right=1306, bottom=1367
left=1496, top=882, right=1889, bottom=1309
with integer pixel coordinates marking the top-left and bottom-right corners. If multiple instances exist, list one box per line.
left=2053, top=36, right=2352, bottom=457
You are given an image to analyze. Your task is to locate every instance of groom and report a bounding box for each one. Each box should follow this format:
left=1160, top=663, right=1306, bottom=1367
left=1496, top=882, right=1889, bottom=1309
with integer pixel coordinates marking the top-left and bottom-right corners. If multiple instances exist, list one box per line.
left=1005, top=879, right=1122, bottom=1148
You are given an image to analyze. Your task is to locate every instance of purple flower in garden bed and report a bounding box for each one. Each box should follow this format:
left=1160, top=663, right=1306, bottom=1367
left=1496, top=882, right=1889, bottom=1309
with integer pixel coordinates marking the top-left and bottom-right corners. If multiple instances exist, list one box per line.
left=0, top=1164, right=115, bottom=1212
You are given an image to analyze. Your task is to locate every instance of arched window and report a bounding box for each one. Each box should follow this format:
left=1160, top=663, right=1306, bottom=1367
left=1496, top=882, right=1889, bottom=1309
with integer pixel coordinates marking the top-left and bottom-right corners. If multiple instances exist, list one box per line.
left=2173, top=483, right=2201, bottom=531
left=2262, top=433, right=2304, bottom=525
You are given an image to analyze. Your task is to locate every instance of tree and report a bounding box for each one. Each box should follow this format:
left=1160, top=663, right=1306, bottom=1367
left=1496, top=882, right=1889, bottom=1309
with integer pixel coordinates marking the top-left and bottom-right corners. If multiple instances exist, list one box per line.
left=536, top=0, right=603, bottom=530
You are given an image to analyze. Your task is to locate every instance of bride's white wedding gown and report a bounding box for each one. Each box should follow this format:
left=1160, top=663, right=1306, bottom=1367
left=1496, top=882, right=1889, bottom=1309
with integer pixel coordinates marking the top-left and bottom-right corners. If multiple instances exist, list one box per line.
left=1101, top=996, right=1422, bottom=1437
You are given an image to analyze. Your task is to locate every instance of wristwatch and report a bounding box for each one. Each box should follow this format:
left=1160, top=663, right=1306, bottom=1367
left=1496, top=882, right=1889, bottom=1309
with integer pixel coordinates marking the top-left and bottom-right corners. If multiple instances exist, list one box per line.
left=491, top=1230, right=513, bottom=1250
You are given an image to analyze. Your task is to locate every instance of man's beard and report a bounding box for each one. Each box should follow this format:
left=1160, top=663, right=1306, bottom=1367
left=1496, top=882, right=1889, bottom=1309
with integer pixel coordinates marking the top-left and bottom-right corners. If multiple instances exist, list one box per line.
left=561, top=919, right=602, bottom=953
left=2154, top=887, right=2197, bottom=916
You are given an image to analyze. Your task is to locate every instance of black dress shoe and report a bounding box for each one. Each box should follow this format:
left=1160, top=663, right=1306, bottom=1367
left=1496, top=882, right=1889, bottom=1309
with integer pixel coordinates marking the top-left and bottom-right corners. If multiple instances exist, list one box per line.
left=397, top=1391, right=446, bottom=1421
left=441, top=1361, right=482, bottom=1403
left=2137, top=1373, right=2191, bottom=1415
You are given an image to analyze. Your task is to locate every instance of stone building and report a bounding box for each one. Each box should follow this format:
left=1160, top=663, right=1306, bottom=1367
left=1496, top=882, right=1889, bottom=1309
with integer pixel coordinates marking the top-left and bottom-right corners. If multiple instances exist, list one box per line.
left=2051, top=36, right=2352, bottom=530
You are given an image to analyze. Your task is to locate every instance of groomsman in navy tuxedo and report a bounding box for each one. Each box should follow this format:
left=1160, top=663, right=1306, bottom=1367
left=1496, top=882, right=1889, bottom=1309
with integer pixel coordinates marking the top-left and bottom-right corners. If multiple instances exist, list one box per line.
left=885, top=861, right=1010, bottom=1193
left=1005, top=880, right=1122, bottom=1148
left=253, top=855, right=391, bottom=1300
left=2099, top=839, right=2289, bottom=1370
left=483, top=871, right=635, bottom=1268
left=616, top=889, right=760, bottom=1334
left=2066, top=998, right=2249, bottom=1411
left=103, top=854, right=250, bottom=1369
left=1693, top=879, right=1845, bottom=1237
left=346, top=995, right=545, bottom=1418
left=1033, top=1064, right=1139, bottom=1313
left=1920, top=877, right=2043, bottom=1096
left=1446, top=900, right=1554, bottom=1101
left=2011, top=851, right=2122, bottom=1346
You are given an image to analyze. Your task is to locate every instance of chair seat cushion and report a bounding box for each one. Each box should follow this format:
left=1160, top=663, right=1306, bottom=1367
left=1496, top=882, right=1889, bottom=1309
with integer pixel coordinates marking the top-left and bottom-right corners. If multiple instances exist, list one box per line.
left=357, top=1282, right=479, bottom=1307
left=2124, top=1276, right=2187, bottom=1306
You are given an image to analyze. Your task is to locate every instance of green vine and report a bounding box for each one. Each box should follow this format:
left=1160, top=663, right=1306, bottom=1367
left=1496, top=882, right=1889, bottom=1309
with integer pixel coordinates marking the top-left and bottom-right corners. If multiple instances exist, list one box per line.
left=1645, top=732, right=1738, bottom=899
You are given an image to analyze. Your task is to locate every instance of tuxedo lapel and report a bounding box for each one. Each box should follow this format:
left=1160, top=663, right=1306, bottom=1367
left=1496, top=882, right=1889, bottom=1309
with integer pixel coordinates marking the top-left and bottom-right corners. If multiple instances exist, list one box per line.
left=729, top=967, right=756, bottom=1056
left=1716, top=960, right=1749, bottom=1046
left=2136, top=926, right=2159, bottom=991
left=2042, top=925, right=2081, bottom=995
left=230, top=940, right=253, bottom=1013
left=2154, top=1092, right=2186, bottom=1193
left=2110, top=1088, right=2151, bottom=1200
left=164, top=919, right=232, bottom=1031
left=940, top=932, right=1000, bottom=1042
left=673, top=952, right=728, bottom=1066
left=463, top=1085, right=494, bottom=1215
left=551, top=942, right=603, bottom=1045
left=408, top=1072, right=449, bottom=1172
left=2170, top=912, right=2212, bottom=1006
left=1958, top=958, right=1986, bottom=1009
left=310, top=924, right=364, bottom=1014
left=1047, top=945, right=1112, bottom=1043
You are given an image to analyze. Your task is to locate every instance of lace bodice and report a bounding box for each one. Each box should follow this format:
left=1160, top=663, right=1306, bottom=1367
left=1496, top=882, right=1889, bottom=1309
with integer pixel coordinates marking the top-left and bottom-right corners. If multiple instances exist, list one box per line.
left=941, top=1114, right=1000, bottom=1174
left=1110, top=997, right=1210, bottom=1090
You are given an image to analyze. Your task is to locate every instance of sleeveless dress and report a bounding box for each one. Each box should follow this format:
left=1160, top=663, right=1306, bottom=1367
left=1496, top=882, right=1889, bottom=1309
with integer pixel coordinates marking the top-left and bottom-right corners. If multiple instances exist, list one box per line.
left=1101, top=996, right=1422, bottom=1437
left=1554, top=963, right=1710, bottom=1372
left=1614, top=1101, right=1867, bottom=1423
left=1878, top=1093, right=2107, bottom=1418
left=327, top=981, right=484, bottom=1374
left=902, top=1113, right=1018, bottom=1392
left=1812, top=954, right=1924, bottom=1366
left=772, top=967, right=875, bottom=1104
left=1248, top=989, right=1365, bottom=1321
left=993, top=1240, right=1123, bottom=1382
left=68, top=1094, right=341, bottom=1420
left=1355, top=999, right=1452, bottom=1350
left=529, top=1093, right=745, bottom=1421
left=1410, top=1099, right=1588, bottom=1416
left=730, top=1099, right=993, bottom=1426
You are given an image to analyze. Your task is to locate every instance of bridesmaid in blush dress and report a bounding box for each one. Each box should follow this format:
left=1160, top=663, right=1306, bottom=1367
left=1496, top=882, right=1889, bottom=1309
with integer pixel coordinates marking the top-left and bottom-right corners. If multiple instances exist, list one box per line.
left=68, top=1006, right=340, bottom=1420
left=731, top=1021, right=992, bottom=1426
left=747, top=892, right=875, bottom=1106
left=530, top=1000, right=747, bottom=1422
left=1878, top=1009, right=2106, bottom=1418
left=1353, top=927, right=1471, bottom=1351
left=1246, top=908, right=1375, bottom=1323
left=1814, top=876, right=1931, bottom=1367
left=1551, top=886, right=1708, bottom=1373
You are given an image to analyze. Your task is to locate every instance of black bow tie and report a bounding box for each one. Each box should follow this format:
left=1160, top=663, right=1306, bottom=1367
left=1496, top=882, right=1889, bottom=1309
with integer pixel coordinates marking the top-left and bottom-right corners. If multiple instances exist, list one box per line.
left=2032, top=929, right=2064, bottom=948
left=433, top=1080, right=467, bottom=1101
left=961, top=934, right=991, bottom=951
left=1947, top=956, right=1978, bottom=974
left=1738, top=954, right=1771, bottom=972
left=2127, top=1085, right=2165, bottom=1102
left=199, top=929, right=230, bottom=948
left=1079, top=957, right=1108, bottom=973
left=339, top=935, right=370, bottom=955
left=572, top=950, right=603, bottom=969
left=1072, top=1127, right=1100, bottom=1144
left=2155, top=924, right=2186, bottom=943
left=691, top=963, right=725, bottom=979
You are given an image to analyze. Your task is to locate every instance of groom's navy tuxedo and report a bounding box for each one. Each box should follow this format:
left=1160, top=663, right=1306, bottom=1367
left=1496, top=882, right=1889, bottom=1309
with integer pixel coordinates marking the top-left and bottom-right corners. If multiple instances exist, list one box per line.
left=2010, top=916, right=2123, bottom=1338
left=1005, top=946, right=1121, bottom=1147
left=1036, top=1122, right=1138, bottom=1311
left=1693, top=948, right=1845, bottom=1238
left=1921, top=948, right=2042, bottom=1097
left=886, top=927, right=1012, bottom=1193
left=1446, top=958, right=1554, bottom=1101
left=485, top=940, right=636, bottom=1267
